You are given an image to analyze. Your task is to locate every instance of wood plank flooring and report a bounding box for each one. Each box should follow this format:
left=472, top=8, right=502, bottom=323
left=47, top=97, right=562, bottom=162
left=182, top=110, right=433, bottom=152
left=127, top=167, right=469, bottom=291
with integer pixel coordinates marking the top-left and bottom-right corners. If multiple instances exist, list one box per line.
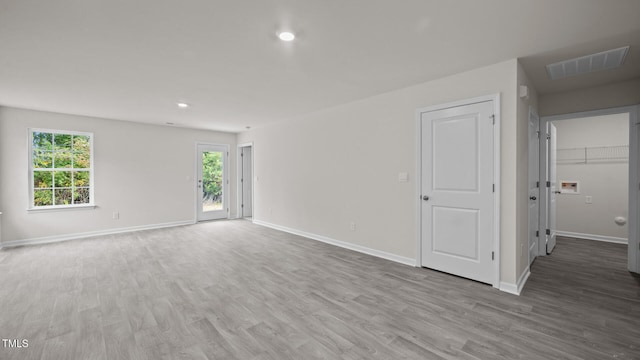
left=0, top=222, right=639, bottom=359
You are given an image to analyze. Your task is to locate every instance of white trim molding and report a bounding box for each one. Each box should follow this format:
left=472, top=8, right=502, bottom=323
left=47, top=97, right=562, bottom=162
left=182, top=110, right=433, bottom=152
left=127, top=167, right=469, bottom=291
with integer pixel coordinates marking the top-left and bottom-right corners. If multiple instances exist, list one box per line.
left=28, top=128, right=95, bottom=211
left=500, top=266, right=530, bottom=296
left=0, top=220, right=194, bottom=249
left=194, top=142, right=231, bottom=222
left=253, top=220, right=415, bottom=267
left=556, top=231, right=627, bottom=244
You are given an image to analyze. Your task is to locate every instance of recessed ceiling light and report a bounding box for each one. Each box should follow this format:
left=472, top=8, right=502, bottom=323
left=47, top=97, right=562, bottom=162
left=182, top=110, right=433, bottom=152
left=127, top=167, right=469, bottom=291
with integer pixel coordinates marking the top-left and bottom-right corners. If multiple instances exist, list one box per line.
left=245, top=126, right=251, bottom=130
left=278, top=31, right=295, bottom=41
left=177, top=102, right=189, bottom=108
left=166, top=122, right=175, bottom=125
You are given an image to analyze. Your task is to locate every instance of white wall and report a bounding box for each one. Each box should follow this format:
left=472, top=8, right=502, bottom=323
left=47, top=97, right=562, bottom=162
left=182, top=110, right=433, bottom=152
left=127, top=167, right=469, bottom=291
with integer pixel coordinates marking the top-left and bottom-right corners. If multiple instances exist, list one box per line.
left=0, top=107, right=236, bottom=243
left=239, top=59, right=523, bottom=285
left=553, top=114, right=629, bottom=242
left=539, top=78, right=640, bottom=117
left=0, top=59, right=529, bottom=287
left=516, top=61, right=539, bottom=277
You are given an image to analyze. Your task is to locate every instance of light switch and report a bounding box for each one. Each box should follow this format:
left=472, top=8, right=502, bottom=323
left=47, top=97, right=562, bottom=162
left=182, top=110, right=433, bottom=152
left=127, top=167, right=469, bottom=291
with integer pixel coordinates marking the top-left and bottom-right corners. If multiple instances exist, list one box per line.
left=585, top=196, right=593, bottom=204
left=398, top=172, right=409, bottom=182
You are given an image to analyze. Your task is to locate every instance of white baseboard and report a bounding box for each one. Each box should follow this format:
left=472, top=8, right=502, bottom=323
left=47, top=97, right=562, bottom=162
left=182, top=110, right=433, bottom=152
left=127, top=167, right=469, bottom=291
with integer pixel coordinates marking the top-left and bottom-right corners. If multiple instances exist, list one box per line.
left=500, top=266, right=530, bottom=296
left=556, top=231, right=627, bottom=244
left=0, top=220, right=195, bottom=249
left=253, top=219, right=416, bottom=267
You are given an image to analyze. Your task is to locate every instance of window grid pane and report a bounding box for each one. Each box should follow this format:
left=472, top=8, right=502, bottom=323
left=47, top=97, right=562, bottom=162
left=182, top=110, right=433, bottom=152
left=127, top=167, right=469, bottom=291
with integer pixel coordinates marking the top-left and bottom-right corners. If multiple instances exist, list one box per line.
left=54, top=189, right=73, bottom=205
left=74, top=187, right=90, bottom=204
left=34, top=171, right=53, bottom=188
left=34, top=189, right=54, bottom=206
left=33, top=149, right=53, bottom=168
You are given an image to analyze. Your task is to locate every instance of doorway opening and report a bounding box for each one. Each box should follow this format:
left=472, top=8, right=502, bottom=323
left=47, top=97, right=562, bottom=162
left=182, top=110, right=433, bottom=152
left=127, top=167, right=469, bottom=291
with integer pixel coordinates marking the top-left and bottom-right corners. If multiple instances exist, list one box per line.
left=540, top=105, right=639, bottom=273
left=196, top=143, right=229, bottom=221
left=237, top=143, right=253, bottom=220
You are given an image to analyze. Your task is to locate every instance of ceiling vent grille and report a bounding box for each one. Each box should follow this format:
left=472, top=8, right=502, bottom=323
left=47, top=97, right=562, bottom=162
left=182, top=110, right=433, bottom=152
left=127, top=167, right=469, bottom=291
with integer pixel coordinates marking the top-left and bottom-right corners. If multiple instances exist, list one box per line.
left=546, top=46, right=629, bottom=80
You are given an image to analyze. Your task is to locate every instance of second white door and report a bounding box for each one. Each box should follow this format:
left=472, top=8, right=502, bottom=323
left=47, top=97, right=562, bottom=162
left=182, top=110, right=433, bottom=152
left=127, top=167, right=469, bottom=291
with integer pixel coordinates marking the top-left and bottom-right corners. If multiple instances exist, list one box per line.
left=240, top=146, right=252, bottom=217
left=546, top=122, right=558, bottom=254
left=420, top=100, right=495, bottom=285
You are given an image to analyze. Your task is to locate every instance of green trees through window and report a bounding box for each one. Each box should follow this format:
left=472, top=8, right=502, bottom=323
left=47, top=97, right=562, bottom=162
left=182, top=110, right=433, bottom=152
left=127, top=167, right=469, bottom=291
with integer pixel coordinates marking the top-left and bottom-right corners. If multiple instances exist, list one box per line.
left=31, top=130, right=92, bottom=207
left=202, top=151, right=223, bottom=210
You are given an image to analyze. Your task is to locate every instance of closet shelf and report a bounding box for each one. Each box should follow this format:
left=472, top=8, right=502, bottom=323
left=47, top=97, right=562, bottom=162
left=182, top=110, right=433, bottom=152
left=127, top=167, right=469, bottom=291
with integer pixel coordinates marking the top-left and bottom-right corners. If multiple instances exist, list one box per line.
left=557, top=145, right=628, bottom=164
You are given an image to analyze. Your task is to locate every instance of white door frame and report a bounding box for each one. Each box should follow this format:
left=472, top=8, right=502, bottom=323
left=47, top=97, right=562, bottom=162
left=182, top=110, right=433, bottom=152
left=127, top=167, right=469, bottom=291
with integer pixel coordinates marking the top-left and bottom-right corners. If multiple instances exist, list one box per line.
left=415, top=94, right=501, bottom=289
left=237, top=142, right=254, bottom=220
left=528, top=107, right=541, bottom=267
left=545, top=122, right=558, bottom=254
left=540, top=105, right=639, bottom=273
left=195, top=142, right=230, bottom=221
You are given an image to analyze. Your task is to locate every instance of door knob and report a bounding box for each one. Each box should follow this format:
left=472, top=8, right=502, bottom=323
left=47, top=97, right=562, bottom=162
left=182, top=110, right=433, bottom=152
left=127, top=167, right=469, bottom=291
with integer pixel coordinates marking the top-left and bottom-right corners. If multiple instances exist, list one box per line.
left=529, top=196, right=537, bottom=200
left=422, top=195, right=430, bottom=201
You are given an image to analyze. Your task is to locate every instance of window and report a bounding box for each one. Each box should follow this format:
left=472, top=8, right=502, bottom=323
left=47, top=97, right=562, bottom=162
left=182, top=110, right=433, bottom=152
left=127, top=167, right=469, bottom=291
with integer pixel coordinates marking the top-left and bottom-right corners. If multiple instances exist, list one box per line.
left=29, top=129, right=94, bottom=209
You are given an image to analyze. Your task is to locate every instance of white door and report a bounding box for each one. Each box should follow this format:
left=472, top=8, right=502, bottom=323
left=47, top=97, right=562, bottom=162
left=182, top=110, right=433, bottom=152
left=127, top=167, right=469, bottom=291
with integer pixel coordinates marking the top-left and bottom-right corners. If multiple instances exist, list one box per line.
left=528, top=109, right=540, bottom=266
left=633, top=116, right=640, bottom=273
left=197, top=144, right=229, bottom=221
left=420, top=100, right=495, bottom=284
left=240, top=146, right=252, bottom=217
left=547, top=123, right=558, bottom=254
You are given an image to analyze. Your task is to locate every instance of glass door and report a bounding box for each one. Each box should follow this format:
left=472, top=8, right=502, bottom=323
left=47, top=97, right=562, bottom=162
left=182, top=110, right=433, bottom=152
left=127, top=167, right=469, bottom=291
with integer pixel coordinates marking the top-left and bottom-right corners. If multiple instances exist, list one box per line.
left=197, top=144, right=228, bottom=221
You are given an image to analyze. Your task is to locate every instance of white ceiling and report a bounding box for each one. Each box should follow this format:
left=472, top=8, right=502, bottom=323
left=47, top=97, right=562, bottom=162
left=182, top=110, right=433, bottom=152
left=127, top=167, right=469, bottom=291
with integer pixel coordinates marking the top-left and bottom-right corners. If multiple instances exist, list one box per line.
left=1, top=0, right=639, bottom=133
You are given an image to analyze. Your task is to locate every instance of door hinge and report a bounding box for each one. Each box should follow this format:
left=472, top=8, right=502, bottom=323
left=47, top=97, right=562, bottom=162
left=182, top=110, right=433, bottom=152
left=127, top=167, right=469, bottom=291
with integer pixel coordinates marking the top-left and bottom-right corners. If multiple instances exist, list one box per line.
left=535, top=230, right=539, bottom=237
left=492, top=251, right=495, bottom=260
left=546, top=133, right=551, bottom=140
left=536, top=130, right=540, bottom=139
left=241, top=152, right=244, bottom=157
left=492, top=184, right=495, bottom=193
left=241, top=178, right=243, bottom=183
left=546, top=181, right=551, bottom=187
left=536, top=181, right=539, bottom=188
left=546, top=229, right=551, bottom=235
left=241, top=204, right=244, bottom=208
left=490, top=114, right=495, bottom=125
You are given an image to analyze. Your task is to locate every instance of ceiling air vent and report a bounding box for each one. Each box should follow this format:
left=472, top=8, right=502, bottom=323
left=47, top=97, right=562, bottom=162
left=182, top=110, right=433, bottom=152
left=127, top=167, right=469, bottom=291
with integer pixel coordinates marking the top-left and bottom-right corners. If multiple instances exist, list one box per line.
left=546, top=46, right=629, bottom=80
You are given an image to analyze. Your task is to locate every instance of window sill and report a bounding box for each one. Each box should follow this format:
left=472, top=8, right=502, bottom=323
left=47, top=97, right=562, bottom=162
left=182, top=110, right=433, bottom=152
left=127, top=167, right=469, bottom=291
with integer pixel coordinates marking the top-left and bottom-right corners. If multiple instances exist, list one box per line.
left=27, top=204, right=96, bottom=213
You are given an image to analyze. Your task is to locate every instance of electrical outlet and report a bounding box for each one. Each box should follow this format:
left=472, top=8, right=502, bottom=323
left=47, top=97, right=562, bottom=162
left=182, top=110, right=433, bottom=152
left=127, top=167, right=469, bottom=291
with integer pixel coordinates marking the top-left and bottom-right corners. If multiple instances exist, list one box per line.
left=350, top=222, right=356, bottom=231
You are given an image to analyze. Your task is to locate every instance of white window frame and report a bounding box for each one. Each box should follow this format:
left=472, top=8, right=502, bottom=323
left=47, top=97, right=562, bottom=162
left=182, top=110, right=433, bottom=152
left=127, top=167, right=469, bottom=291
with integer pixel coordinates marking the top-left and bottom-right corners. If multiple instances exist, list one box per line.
left=28, top=128, right=95, bottom=211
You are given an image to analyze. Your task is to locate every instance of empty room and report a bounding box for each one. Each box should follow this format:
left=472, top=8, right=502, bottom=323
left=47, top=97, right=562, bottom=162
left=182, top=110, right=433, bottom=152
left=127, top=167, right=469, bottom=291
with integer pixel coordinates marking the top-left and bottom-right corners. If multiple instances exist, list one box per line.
left=1, top=1, right=640, bottom=359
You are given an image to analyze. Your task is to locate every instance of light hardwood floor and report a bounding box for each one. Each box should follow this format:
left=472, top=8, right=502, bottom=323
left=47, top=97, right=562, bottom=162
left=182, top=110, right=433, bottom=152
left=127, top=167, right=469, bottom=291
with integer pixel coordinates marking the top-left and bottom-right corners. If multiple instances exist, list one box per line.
left=0, top=221, right=639, bottom=359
